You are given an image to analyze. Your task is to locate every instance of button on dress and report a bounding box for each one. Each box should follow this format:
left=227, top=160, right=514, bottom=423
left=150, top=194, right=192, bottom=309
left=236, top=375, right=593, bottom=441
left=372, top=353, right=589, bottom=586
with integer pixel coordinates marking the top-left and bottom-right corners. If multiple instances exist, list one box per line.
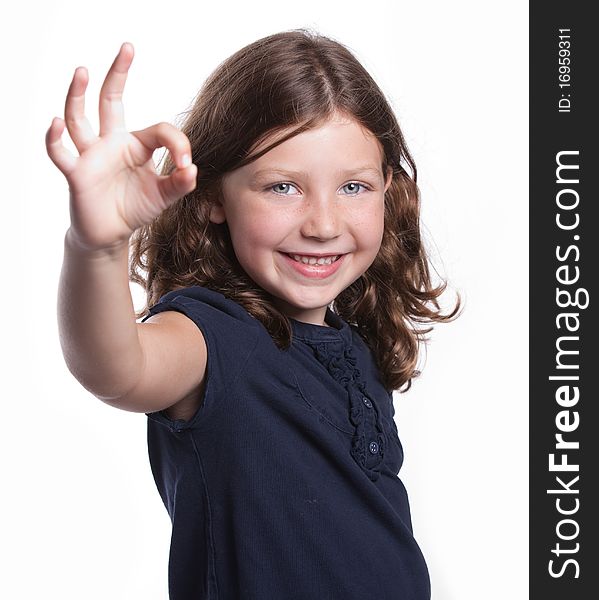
left=142, top=286, right=431, bottom=599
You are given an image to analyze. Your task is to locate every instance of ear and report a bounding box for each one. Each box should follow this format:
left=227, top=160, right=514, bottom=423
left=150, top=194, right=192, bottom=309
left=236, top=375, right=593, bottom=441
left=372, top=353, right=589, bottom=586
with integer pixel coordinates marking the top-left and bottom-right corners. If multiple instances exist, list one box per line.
left=383, top=166, right=393, bottom=193
left=208, top=192, right=227, bottom=224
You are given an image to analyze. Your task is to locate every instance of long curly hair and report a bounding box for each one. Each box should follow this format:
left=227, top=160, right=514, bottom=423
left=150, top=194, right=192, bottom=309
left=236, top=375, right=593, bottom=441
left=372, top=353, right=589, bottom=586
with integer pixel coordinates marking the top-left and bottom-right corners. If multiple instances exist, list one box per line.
left=130, top=28, right=461, bottom=393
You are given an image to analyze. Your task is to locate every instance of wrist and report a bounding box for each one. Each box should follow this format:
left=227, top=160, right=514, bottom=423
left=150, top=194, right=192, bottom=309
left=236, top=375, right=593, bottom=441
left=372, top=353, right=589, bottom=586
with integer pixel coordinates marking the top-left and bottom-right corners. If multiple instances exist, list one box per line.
left=64, top=227, right=131, bottom=259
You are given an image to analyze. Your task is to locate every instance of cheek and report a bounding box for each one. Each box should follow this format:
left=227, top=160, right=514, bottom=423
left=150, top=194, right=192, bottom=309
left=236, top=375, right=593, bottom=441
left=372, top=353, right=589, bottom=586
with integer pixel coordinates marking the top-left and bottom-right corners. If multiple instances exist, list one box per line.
left=364, top=227, right=384, bottom=258
left=227, top=206, right=287, bottom=258
left=352, top=202, right=385, bottom=249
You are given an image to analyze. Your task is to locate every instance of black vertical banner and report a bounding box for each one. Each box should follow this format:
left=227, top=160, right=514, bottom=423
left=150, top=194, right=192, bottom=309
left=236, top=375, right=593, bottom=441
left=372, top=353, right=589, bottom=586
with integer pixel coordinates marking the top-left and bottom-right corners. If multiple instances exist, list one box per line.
left=531, top=2, right=598, bottom=599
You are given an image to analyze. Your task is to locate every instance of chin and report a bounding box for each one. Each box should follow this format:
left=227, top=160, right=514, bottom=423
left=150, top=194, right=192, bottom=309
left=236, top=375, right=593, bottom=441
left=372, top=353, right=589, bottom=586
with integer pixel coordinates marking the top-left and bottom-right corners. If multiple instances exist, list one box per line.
left=289, top=288, right=338, bottom=306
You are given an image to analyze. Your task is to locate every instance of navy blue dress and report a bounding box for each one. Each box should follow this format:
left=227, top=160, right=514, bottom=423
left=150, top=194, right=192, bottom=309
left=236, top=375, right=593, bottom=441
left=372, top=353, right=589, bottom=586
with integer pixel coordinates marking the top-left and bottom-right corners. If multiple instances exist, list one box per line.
left=142, top=286, right=431, bottom=599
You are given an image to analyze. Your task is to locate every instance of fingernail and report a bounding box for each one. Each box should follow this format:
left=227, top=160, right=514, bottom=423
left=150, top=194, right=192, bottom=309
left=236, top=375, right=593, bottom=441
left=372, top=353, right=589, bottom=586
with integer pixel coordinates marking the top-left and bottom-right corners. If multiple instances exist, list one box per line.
left=180, top=154, right=191, bottom=168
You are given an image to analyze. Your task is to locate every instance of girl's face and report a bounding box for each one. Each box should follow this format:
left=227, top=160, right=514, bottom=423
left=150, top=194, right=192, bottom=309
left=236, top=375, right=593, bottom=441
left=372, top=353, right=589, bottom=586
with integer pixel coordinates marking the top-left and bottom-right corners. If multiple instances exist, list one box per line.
left=213, top=113, right=392, bottom=325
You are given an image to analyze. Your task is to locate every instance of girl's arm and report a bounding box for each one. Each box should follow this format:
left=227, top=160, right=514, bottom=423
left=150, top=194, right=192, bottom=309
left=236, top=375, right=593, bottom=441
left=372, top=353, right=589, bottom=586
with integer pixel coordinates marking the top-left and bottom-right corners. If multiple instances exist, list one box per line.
left=49, top=43, right=206, bottom=414
left=58, top=231, right=207, bottom=414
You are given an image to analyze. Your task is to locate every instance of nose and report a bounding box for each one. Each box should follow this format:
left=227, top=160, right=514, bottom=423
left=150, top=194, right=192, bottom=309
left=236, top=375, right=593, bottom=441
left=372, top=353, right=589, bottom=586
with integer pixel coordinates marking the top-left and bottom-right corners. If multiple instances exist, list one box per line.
left=299, top=194, right=341, bottom=241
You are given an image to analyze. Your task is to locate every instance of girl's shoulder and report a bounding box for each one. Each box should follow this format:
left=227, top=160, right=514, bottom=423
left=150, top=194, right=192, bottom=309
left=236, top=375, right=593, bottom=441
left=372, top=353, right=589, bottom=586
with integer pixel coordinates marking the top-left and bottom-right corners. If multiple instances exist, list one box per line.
left=140, top=285, right=262, bottom=427
left=148, top=285, right=259, bottom=328
left=143, top=284, right=261, bottom=367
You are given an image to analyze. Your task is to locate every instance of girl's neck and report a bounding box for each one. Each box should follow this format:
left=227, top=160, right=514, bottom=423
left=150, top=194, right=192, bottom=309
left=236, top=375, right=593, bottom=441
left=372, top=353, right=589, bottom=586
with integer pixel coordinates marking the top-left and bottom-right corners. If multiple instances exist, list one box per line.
left=273, top=298, right=330, bottom=327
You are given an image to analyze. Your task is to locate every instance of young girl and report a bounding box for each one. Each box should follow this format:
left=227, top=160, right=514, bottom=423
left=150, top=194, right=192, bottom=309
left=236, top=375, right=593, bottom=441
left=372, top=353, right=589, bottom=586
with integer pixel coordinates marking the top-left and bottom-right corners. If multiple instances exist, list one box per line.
left=47, top=30, right=458, bottom=599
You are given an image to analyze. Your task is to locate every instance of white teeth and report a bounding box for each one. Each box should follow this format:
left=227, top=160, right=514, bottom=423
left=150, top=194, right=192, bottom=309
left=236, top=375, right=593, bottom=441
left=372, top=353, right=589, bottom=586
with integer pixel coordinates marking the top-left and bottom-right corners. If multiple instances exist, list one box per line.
left=290, top=254, right=340, bottom=265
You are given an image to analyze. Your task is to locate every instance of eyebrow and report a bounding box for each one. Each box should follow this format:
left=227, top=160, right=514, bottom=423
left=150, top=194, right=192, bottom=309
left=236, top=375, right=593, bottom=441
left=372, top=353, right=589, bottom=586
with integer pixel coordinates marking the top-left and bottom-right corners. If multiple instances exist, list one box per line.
left=250, top=166, right=382, bottom=181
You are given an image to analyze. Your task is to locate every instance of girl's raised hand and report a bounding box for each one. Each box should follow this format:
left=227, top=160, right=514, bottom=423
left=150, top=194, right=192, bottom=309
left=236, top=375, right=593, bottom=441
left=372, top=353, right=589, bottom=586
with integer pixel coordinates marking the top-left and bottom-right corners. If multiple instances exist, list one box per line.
left=46, top=43, right=197, bottom=251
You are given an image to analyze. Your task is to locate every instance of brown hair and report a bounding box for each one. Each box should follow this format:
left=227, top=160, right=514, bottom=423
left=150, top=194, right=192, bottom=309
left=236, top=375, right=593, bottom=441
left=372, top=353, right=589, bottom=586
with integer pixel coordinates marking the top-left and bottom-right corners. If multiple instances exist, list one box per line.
left=130, top=28, right=461, bottom=393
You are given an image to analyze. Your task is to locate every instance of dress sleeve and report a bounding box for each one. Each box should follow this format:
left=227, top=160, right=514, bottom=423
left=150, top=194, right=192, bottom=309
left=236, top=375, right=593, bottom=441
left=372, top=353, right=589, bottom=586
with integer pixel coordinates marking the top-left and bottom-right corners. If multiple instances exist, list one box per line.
left=140, top=286, right=260, bottom=430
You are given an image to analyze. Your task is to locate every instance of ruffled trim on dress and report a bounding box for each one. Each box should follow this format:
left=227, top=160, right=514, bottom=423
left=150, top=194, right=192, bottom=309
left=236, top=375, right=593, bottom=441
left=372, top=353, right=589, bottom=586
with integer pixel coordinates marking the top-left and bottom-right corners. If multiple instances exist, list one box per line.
left=307, top=339, right=386, bottom=482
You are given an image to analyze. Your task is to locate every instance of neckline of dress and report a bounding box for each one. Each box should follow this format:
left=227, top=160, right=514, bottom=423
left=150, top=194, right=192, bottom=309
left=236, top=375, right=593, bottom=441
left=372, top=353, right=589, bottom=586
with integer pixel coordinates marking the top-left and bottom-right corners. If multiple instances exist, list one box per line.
left=289, top=307, right=353, bottom=345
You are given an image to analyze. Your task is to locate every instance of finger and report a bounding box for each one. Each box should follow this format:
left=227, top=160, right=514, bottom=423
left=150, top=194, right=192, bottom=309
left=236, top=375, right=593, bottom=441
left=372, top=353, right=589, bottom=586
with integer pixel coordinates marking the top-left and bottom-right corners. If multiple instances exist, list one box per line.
left=45, top=117, right=77, bottom=176
left=64, top=66, right=97, bottom=154
left=131, top=122, right=192, bottom=170
left=99, top=42, right=134, bottom=136
left=157, top=164, right=198, bottom=206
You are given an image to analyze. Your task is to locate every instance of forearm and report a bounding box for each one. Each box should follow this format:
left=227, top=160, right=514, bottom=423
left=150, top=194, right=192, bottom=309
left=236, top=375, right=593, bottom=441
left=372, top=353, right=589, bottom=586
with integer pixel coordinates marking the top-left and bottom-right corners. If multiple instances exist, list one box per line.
left=58, top=227, right=144, bottom=404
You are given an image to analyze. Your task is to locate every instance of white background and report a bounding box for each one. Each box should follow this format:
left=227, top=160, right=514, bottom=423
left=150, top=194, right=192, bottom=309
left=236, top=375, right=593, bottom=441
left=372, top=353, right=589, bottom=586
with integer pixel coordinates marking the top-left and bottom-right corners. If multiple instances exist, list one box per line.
left=2, top=0, right=528, bottom=598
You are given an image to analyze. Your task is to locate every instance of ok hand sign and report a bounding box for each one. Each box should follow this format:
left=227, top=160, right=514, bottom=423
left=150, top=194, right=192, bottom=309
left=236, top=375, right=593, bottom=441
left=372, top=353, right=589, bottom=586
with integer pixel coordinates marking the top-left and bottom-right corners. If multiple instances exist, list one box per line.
left=46, top=43, right=197, bottom=251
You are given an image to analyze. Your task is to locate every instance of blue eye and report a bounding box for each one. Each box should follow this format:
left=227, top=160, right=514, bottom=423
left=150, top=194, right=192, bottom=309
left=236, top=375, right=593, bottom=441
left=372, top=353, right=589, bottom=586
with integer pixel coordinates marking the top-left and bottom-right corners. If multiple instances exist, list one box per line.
left=268, top=181, right=369, bottom=195
left=341, top=182, right=368, bottom=195
left=270, top=183, right=299, bottom=195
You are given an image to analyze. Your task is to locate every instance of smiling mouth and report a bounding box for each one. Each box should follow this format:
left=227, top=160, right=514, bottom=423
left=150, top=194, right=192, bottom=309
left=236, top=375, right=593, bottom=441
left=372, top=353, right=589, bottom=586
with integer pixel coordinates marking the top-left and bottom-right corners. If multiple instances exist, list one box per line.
left=285, top=253, right=342, bottom=266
